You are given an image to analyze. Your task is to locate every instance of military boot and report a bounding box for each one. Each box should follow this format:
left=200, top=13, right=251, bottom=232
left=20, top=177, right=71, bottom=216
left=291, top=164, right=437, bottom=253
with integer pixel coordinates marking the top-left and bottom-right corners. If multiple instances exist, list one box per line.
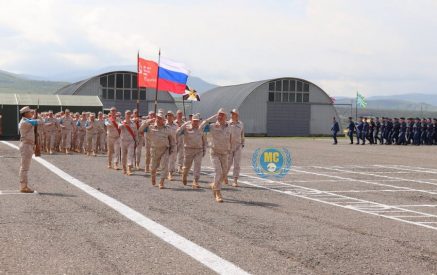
left=151, top=172, right=157, bottom=186
left=232, top=178, right=239, bottom=187
left=215, top=190, right=223, bottom=203
left=192, top=180, right=200, bottom=189
left=122, top=165, right=127, bottom=175
left=127, top=166, right=132, bottom=176
left=182, top=169, right=188, bottom=186
left=159, top=178, right=165, bottom=189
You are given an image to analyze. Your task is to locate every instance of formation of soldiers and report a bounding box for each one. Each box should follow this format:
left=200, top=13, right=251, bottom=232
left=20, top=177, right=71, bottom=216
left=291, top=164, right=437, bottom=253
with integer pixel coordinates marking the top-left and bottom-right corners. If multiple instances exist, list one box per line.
left=18, top=106, right=245, bottom=203
left=347, top=116, right=437, bottom=145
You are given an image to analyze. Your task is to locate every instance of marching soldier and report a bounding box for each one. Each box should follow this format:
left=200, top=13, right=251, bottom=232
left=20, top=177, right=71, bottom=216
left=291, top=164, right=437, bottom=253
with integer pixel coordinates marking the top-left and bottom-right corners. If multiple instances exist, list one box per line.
left=85, top=113, right=98, bottom=156
left=165, top=111, right=178, bottom=180
left=356, top=117, right=363, bottom=145
left=105, top=107, right=121, bottom=170
left=59, top=109, right=74, bottom=154
left=144, top=111, right=156, bottom=173
left=227, top=109, right=245, bottom=187
left=204, top=108, right=231, bottom=203
left=119, top=110, right=137, bottom=176
left=18, top=106, right=43, bottom=193
left=176, top=114, right=206, bottom=189
left=413, top=118, right=421, bottom=145
left=398, top=118, right=407, bottom=145
left=142, top=112, right=175, bottom=189
left=361, top=117, right=368, bottom=145
left=347, top=117, right=355, bottom=144
left=392, top=118, right=400, bottom=145
left=368, top=117, right=375, bottom=144
left=132, top=109, right=143, bottom=170
left=374, top=117, right=381, bottom=144
left=175, top=110, right=185, bottom=174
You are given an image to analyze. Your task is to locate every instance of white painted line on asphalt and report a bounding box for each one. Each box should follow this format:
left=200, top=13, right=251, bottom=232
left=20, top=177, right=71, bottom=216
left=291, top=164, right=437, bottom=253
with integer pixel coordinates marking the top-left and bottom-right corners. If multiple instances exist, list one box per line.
left=201, top=166, right=437, bottom=232
left=329, top=189, right=437, bottom=193
left=1, top=141, right=250, bottom=275
left=375, top=165, right=437, bottom=175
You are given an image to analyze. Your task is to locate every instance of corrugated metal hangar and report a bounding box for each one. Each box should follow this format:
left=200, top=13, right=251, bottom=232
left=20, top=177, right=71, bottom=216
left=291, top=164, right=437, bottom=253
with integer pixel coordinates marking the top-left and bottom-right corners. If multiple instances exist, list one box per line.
left=0, top=94, right=103, bottom=138
left=56, top=71, right=178, bottom=115
left=194, top=77, right=340, bottom=136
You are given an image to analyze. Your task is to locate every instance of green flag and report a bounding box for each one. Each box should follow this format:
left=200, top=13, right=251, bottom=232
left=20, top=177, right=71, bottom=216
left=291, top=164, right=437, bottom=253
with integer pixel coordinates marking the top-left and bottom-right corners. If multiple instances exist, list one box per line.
left=356, top=92, right=367, bottom=108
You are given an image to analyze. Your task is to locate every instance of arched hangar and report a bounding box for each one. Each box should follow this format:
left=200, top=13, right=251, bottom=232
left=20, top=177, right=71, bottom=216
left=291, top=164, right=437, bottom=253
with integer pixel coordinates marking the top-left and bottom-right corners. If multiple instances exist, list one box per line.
left=194, top=77, right=340, bottom=136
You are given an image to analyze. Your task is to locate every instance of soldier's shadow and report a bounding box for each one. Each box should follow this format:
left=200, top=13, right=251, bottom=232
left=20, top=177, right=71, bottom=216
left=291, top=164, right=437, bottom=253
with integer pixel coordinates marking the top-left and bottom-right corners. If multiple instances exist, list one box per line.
left=38, top=192, right=77, bottom=198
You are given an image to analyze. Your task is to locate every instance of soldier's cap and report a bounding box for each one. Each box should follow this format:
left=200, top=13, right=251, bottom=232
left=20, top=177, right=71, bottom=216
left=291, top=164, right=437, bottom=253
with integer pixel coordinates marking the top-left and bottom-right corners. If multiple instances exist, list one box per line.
left=158, top=108, right=165, bottom=113
left=156, top=112, right=165, bottom=119
left=133, top=109, right=138, bottom=112
left=125, top=109, right=131, bottom=114
left=110, top=107, right=117, bottom=111
left=217, top=108, right=226, bottom=114
left=394, top=118, right=398, bottom=120
left=90, top=113, right=96, bottom=117
left=48, top=110, right=53, bottom=114
left=231, top=109, right=239, bottom=115
left=176, top=109, right=183, bottom=114
left=400, top=117, right=405, bottom=120
left=65, top=109, right=70, bottom=113
left=192, top=114, right=200, bottom=121
left=148, top=111, right=155, bottom=115
left=167, top=110, right=175, bottom=116
left=20, top=106, right=32, bottom=114
left=98, top=111, right=103, bottom=115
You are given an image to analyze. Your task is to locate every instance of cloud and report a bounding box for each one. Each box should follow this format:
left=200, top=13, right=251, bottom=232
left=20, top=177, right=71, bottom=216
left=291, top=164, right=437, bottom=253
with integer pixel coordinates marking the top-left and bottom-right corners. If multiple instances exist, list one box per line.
left=0, top=0, right=437, bottom=97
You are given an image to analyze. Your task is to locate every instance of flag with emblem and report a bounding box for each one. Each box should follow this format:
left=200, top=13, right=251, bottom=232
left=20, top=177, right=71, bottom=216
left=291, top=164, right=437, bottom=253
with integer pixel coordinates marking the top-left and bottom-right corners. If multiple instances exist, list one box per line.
left=183, top=86, right=200, bottom=101
left=356, top=92, right=367, bottom=108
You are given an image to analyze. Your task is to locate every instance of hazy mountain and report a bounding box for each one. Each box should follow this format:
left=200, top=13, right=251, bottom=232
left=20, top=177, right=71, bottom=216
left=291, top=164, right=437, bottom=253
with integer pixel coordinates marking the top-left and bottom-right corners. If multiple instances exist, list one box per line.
left=23, top=65, right=219, bottom=94
left=334, top=96, right=437, bottom=111
left=0, top=70, right=69, bottom=94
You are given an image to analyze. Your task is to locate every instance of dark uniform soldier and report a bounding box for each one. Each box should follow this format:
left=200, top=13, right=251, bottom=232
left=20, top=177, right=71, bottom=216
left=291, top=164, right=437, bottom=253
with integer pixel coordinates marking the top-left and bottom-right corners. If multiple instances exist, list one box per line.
left=406, top=118, right=413, bottom=145
left=421, top=118, right=428, bottom=145
left=368, top=117, right=375, bottom=144
left=392, top=118, right=400, bottom=145
left=398, top=118, right=407, bottom=145
left=385, top=118, right=393, bottom=145
left=427, top=118, right=434, bottom=145
left=331, top=117, right=340, bottom=145
left=347, top=117, right=355, bottom=144
left=361, top=117, right=369, bottom=145
left=413, top=118, right=421, bottom=145
left=380, top=117, right=386, bottom=144
left=374, top=117, right=381, bottom=144
left=433, top=119, right=437, bottom=145
left=356, top=117, right=363, bottom=145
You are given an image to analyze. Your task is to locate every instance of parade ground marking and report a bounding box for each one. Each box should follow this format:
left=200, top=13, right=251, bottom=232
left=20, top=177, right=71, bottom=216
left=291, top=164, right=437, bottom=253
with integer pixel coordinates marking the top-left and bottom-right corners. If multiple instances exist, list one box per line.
left=1, top=141, right=250, bottom=275
left=202, top=165, right=437, bottom=232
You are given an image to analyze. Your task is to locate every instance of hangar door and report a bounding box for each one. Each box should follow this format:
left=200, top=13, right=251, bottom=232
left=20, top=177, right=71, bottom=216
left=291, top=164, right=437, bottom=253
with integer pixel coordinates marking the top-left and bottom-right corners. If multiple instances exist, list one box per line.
left=266, top=102, right=310, bottom=136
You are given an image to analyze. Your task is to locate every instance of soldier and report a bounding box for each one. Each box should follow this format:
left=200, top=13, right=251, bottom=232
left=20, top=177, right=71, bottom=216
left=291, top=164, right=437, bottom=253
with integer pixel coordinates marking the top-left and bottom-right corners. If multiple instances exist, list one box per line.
left=105, top=107, right=121, bottom=169
left=18, top=106, right=43, bottom=193
left=427, top=118, right=434, bottom=145
left=398, top=118, right=407, bottom=145
left=85, top=113, right=98, bottom=156
left=421, top=118, right=428, bottom=145
left=356, top=117, right=363, bottom=145
left=119, top=110, right=137, bottom=176
left=44, top=110, right=58, bottom=154
left=71, top=112, right=79, bottom=151
left=59, top=109, right=74, bottom=154
left=347, top=117, right=355, bottom=144
left=175, top=110, right=185, bottom=174
left=144, top=111, right=156, bottom=173
left=176, top=114, right=206, bottom=189
left=204, top=108, right=231, bottom=203
left=374, top=117, right=381, bottom=144
left=413, top=118, right=421, bottom=145
left=385, top=118, right=393, bottom=145
left=142, top=112, right=175, bottom=189
left=132, top=109, right=143, bottom=170
left=392, top=118, right=400, bottom=145
left=165, top=111, right=178, bottom=180
left=227, top=109, right=245, bottom=186
left=433, top=119, right=437, bottom=145
left=96, top=111, right=106, bottom=153
left=406, top=118, right=413, bottom=145
left=361, top=117, right=368, bottom=145
left=74, top=113, right=86, bottom=153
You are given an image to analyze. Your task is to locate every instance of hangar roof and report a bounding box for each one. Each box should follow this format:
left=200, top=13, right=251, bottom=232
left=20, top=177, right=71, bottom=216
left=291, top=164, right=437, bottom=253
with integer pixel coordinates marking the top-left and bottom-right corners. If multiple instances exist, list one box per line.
left=0, top=93, right=103, bottom=106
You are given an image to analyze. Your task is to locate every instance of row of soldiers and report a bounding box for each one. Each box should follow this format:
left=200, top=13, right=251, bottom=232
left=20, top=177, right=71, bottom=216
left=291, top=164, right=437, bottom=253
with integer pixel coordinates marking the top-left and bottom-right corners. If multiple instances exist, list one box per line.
left=18, top=106, right=245, bottom=203
left=35, top=110, right=107, bottom=155
left=347, top=117, right=437, bottom=145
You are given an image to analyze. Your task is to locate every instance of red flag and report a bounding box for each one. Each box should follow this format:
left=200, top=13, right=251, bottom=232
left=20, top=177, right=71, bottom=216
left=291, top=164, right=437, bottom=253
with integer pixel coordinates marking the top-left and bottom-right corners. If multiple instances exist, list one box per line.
left=138, top=57, right=158, bottom=88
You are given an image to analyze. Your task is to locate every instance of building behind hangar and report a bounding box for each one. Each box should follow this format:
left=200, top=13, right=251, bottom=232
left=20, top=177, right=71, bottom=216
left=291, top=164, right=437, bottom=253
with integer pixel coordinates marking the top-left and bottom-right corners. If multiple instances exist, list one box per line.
left=194, top=77, right=340, bottom=136
left=56, top=71, right=178, bottom=114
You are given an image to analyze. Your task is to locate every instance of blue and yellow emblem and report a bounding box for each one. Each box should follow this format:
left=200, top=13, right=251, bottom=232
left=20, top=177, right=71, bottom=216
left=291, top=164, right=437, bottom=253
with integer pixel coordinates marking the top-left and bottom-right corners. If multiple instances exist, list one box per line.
left=251, top=148, right=292, bottom=179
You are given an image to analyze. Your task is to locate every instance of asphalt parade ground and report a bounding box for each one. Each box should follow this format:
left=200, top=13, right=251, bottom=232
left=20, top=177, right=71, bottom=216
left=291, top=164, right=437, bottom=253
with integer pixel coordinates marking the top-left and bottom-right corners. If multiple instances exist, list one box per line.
left=1, top=138, right=437, bottom=275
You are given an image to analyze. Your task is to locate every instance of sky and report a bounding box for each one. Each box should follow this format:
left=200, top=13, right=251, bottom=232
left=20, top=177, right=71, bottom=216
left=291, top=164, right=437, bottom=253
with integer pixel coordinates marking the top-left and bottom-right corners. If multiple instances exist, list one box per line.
left=1, top=0, right=437, bottom=97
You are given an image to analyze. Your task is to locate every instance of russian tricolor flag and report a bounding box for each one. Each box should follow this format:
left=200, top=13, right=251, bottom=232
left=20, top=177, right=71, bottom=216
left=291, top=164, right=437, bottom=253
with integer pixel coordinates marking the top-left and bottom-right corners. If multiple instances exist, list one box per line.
left=158, top=58, right=190, bottom=94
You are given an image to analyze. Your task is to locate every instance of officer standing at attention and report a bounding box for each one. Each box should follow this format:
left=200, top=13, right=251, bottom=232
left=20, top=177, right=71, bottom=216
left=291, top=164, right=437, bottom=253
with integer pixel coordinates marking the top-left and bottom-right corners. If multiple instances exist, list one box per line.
left=331, top=117, right=339, bottom=145
left=59, top=109, right=74, bottom=154
left=176, top=114, right=207, bottom=189
left=227, top=109, right=245, bottom=186
left=44, top=110, right=58, bottom=154
left=144, top=111, right=156, bottom=173
left=347, top=117, right=355, bottom=144
left=165, top=110, right=178, bottom=181
left=175, top=110, right=185, bottom=174
left=18, top=106, right=43, bottom=193
left=85, top=113, right=98, bottom=156
left=203, top=108, right=231, bottom=203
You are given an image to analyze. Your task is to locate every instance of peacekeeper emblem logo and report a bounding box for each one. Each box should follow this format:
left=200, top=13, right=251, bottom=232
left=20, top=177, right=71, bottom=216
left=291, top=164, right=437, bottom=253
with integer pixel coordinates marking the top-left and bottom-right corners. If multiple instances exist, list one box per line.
left=251, top=147, right=292, bottom=179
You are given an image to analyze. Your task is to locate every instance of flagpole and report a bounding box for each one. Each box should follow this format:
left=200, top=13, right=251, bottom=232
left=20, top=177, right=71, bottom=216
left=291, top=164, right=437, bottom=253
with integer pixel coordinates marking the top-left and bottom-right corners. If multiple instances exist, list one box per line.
left=137, top=50, right=141, bottom=115
left=154, top=49, right=161, bottom=114
left=182, top=97, right=186, bottom=119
